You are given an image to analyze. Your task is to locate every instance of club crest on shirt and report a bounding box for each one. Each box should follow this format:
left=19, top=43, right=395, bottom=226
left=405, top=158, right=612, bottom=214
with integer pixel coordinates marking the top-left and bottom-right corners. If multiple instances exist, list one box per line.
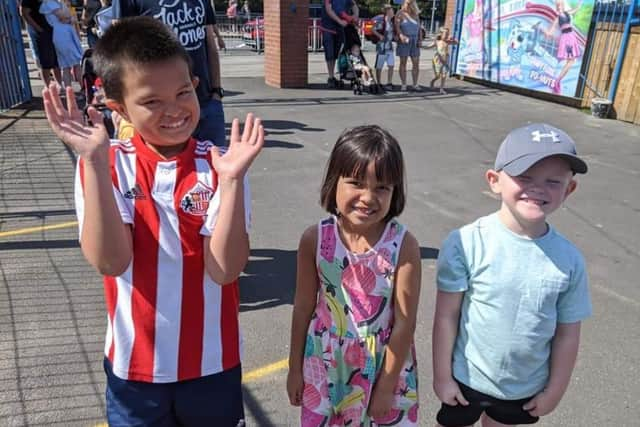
left=181, top=181, right=214, bottom=216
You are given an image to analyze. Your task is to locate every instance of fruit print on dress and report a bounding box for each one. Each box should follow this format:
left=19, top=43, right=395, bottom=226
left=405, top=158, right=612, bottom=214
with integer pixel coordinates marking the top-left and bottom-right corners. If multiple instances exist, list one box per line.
left=301, top=217, right=419, bottom=426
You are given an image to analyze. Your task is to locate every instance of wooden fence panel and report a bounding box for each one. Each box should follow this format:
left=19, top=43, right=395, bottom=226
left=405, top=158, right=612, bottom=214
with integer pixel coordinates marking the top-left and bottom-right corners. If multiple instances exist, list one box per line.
left=613, top=28, right=640, bottom=124
left=581, top=22, right=624, bottom=108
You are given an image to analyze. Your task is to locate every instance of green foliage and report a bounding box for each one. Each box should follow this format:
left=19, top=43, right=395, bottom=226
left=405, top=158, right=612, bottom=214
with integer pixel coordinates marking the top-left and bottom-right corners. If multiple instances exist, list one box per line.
left=572, top=4, right=594, bottom=35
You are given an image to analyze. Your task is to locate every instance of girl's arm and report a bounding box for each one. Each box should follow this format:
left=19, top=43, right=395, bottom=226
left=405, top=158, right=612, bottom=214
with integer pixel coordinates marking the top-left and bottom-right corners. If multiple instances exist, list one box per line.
left=50, top=3, right=72, bottom=24
left=568, top=0, right=583, bottom=15
left=523, top=322, right=581, bottom=417
left=287, top=226, right=319, bottom=406
left=368, top=232, right=421, bottom=419
left=432, top=290, right=469, bottom=406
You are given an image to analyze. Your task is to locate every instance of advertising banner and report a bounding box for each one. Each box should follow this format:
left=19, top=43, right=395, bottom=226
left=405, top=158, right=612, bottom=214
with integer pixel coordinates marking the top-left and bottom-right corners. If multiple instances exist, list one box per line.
left=455, top=0, right=595, bottom=97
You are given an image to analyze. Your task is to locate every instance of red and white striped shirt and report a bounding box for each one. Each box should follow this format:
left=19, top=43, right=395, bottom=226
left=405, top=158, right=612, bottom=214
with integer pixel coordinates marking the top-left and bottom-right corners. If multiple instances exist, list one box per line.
left=74, top=133, right=250, bottom=383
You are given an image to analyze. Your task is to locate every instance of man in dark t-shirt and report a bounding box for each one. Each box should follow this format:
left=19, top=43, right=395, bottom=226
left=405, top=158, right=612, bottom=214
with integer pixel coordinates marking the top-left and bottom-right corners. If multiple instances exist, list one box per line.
left=321, top=0, right=358, bottom=87
left=19, top=0, right=61, bottom=86
left=112, top=0, right=226, bottom=146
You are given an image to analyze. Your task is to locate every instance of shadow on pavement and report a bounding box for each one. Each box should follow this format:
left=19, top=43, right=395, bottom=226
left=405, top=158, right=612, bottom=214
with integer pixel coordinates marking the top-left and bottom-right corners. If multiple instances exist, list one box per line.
left=242, top=385, right=279, bottom=427
left=240, top=246, right=440, bottom=312
left=240, top=248, right=296, bottom=312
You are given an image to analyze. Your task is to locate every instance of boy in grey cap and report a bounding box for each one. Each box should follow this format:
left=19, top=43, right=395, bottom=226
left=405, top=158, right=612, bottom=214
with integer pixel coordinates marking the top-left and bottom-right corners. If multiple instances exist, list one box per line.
left=432, top=123, right=591, bottom=427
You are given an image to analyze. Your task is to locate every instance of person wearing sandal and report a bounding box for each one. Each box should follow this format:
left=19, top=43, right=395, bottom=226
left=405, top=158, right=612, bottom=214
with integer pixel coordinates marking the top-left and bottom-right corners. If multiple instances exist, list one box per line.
left=395, top=0, right=422, bottom=92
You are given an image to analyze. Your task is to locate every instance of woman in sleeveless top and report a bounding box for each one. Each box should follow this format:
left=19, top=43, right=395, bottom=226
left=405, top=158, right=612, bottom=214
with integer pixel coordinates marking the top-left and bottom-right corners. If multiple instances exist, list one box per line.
left=394, top=0, right=422, bottom=92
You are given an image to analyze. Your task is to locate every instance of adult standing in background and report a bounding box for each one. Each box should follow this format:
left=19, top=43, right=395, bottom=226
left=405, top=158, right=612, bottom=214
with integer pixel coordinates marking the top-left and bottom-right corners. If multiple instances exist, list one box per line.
left=40, top=0, right=83, bottom=91
left=321, top=0, right=359, bottom=88
left=395, top=0, right=422, bottom=92
left=82, top=0, right=102, bottom=47
left=112, top=0, right=226, bottom=146
left=241, top=0, right=250, bottom=22
left=19, top=0, right=61, bottom=87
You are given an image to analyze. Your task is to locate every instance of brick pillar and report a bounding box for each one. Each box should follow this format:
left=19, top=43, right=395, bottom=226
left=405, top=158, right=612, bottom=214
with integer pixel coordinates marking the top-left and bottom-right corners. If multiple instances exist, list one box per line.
left=264, top=0, right=308, bottom=88
left=444, top=0, right=458, bottom=33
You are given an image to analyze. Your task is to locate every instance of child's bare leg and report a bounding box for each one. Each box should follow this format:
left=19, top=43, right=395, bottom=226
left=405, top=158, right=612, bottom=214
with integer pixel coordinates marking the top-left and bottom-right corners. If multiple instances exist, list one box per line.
left=440, top=75, right=447, bottom=94
left=73, top=64, right=82, bottom=85
left=52, top=67, right=62, bottom=84
left=481, top=413, right=514, bottom=427
left=376, top=68, right=383, bottom=83
left=61, top=67, right=73, bottom=89
left=387, top=66, right=394, bottom=84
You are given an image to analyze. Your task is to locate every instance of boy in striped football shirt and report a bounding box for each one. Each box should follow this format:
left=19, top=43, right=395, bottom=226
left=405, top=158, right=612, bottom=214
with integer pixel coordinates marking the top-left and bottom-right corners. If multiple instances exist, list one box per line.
left=43, top=16, right=263, bottom=426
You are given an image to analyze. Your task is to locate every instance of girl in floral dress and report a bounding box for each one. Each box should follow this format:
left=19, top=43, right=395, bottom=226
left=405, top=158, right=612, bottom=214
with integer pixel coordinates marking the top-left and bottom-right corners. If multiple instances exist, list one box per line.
left=287, top=125, right=421, bottom=426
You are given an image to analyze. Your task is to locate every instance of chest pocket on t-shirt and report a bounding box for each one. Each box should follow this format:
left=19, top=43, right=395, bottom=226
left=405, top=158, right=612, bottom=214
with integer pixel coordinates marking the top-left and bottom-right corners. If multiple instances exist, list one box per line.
left=537, top=279, right=567, bottom=313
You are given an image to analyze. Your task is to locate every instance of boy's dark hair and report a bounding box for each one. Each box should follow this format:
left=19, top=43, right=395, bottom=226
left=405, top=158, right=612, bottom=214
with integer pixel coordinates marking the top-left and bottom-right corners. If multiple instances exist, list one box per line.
left=320, top=125, right=406, bottom=222
left=93, top=16, right=192, bottom=102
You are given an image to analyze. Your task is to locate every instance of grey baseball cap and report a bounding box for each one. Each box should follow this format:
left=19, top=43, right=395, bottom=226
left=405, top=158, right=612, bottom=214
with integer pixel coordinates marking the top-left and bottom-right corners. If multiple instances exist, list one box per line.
left=495, top=123, right=588, bottom=176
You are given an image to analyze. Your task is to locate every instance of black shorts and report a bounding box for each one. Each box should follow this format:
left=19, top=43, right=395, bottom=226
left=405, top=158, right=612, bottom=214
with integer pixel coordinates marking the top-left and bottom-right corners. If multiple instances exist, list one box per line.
left=437, top=380, right=539, bottom=427
left=322, top=29, right=343, bottom=61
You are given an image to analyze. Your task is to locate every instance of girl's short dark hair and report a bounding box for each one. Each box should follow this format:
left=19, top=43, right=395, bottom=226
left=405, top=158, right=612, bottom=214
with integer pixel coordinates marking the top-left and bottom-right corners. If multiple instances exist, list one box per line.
left=320, top=125, right=406, bottom=222
left=93, top=16, right=193, bottom=102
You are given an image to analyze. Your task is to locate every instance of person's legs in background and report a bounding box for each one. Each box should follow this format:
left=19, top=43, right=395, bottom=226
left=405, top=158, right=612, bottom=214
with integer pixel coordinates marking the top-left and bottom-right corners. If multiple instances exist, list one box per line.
left=410, top=55, right=420, bottom=90
left=398, top=56, right=408, bottom=90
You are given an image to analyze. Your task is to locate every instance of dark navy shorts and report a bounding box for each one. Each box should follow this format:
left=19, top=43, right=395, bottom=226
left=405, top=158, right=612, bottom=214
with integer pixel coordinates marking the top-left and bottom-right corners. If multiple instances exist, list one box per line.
left=437, top=380, right=539, bottom=426
left=322, top=29, right=344, bottom=61
left=104, top=358, right=245, bottom=427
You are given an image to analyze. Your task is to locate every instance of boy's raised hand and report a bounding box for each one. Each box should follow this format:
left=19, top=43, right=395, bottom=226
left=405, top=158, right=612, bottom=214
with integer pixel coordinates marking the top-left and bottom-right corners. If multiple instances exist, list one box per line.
left=43, top=83, right=110, bottom=162
left=210, top=113, right=264, bottom=180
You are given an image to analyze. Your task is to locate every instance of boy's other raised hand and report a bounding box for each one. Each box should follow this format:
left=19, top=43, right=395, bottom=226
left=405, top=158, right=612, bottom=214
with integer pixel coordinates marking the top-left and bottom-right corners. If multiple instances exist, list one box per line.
left=43, top=83, right=110, bottom=163
left=210, top=113, right=264, bottom=180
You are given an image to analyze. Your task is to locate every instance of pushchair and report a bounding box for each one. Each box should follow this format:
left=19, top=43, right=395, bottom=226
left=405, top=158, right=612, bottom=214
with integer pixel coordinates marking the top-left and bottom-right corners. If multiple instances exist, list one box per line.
left=80, top=48, right=115, bottom=137
left=337, top=24, right=381, bottom=95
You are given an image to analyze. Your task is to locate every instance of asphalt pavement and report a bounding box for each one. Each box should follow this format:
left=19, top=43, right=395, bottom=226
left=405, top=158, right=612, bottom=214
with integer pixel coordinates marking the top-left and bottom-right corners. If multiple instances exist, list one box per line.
left=1, top=47, right=639, bottom=426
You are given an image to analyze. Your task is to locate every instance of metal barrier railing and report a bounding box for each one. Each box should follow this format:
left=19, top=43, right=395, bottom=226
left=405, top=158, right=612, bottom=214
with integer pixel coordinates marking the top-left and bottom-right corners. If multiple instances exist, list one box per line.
left=216, top=13, right=324, bottom=53
left=0, top=0, right=32, bottom=111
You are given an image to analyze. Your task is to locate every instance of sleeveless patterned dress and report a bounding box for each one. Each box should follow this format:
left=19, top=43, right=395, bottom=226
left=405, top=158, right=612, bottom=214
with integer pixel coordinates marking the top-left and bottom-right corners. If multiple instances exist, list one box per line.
left=301, top=216, right=419, bottom=426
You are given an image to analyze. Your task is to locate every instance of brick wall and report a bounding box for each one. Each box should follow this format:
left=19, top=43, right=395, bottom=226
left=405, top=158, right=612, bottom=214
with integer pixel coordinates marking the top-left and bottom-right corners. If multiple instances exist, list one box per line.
left=264, top=0, right=309, bottom=88
left=444, top=0, right=457, bottom=33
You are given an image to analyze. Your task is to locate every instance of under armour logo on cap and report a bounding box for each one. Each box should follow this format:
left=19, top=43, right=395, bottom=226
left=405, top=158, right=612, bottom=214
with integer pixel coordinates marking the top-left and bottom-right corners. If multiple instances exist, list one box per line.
left=494, top=123, right=588, bottom=176
left=531, top=130, right=560, bottom=143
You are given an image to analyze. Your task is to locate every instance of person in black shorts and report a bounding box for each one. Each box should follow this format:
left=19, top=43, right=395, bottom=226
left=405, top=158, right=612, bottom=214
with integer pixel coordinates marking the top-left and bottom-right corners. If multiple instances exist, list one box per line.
left=19, top=0, right=61, bottom=86
left=320, top=0, right=359, bottom=88
left=437, top=380, right=540, bottom=426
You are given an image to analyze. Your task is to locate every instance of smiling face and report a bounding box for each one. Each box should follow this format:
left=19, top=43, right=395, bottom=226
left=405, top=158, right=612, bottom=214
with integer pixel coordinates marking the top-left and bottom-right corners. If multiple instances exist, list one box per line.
left=487, top=156, right=577, bottom=237
left=335, top=161, right=394, bottom=231
left=108, top=57, right=200, bottom=157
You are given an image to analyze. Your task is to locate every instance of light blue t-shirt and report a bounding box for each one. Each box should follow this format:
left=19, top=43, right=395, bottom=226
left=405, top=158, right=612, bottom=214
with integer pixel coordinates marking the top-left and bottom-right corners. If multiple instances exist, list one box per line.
left=437, top=213, right=592, bottom=400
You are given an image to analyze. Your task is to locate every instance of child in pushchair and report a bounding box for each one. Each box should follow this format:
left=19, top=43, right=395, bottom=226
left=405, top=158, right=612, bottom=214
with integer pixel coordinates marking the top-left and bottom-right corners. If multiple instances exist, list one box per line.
left=338, top=24, right=381, bottom=95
